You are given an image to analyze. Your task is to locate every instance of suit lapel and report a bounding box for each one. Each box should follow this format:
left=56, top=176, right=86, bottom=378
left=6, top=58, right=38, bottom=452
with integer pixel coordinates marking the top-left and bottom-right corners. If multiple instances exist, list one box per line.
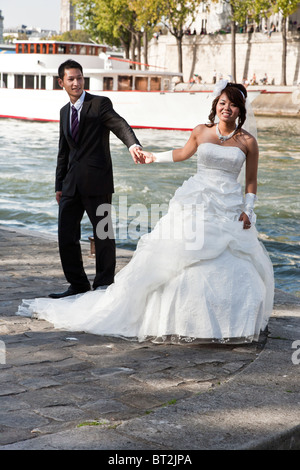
left=77, top=93, right=92, bottom=142
left=62, top=104, right=70, bottom=140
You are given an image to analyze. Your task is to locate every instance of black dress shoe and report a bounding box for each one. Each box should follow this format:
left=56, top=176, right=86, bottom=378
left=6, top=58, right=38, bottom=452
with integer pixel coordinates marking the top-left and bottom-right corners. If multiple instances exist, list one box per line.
left=48, top=286, right=91, bottom=299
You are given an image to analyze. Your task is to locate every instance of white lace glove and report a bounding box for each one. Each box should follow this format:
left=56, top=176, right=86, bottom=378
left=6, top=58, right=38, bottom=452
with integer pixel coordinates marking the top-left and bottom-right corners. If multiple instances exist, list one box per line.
left=153, top=150, right=174, bottom=163
left=244, top=193, right=257, bottom=224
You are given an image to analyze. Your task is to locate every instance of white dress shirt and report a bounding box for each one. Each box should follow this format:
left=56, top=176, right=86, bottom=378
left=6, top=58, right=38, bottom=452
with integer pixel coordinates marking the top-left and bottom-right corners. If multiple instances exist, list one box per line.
left=69, top=90, right=86, bottom=130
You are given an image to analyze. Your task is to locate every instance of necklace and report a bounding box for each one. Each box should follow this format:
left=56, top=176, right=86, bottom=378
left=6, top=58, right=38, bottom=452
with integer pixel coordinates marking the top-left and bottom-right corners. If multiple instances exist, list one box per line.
left=216, top=123, right=237, bottom=142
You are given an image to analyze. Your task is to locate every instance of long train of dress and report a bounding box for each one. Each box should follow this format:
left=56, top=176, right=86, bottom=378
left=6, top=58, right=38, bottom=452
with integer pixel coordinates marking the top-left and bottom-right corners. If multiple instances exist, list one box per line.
left=17, top=143, right=274, bottom=344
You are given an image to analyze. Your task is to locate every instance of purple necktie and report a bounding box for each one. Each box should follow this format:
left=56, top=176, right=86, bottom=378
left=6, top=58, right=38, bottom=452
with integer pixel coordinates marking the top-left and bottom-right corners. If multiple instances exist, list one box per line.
left=71, top=105, right=79, bottom=142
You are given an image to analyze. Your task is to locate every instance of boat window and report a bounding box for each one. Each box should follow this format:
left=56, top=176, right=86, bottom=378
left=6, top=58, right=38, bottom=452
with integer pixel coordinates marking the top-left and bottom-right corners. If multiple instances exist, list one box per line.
left=40, top=75, right=46, bottom=89
left=41, top=44, right=47, bottom=53
left=58, top=45, right=67, bottom=54
left=23, top=44, right=28, bottom=53
left=163, top=79, right=170, bottom=90
left=103, top=77, right=113, bottom=91
left=48, top=44, right=53, bottom=54
left=135, top=77, right=148, bottom=91
left=36, top=44, right=40, bottom=53
left=84, top=78, right=90, bottom=90
left=25, top=75, right=34, bottom=89
left=69, top=45, right=77, bottom=54
left=80, top=46, right=86, bottom=55
left=150, top=77, right=161, bottom=91
left=14, top=75, right=24, bottom=89
left=1, top=73, right=8, bottom=88
left=118, top=75, right=133, bottom=91
left=30, top=44, right=35, bottom=53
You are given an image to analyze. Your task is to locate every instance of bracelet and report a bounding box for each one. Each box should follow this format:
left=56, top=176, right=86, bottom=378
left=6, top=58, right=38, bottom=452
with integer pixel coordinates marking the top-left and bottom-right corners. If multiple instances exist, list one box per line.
left=153, top=150, right=173, bottom=163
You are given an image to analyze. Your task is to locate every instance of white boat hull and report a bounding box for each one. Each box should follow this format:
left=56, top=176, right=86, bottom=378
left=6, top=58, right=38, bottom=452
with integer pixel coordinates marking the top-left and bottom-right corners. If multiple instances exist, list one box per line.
left=0, top=88, right=260, bottom=131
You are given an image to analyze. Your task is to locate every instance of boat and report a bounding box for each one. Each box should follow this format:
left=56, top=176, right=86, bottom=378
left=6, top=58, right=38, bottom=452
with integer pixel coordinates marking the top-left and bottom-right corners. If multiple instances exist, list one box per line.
left=0, top=40, right=261, bottom=131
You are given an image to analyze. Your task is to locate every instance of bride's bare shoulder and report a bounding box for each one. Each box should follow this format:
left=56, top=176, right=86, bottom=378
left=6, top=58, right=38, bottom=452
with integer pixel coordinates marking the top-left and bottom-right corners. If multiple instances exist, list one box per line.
left=239, top=128, right=258, bottom=150
left=192, top=124, right=214, bottom=144
left=193, top=124, right=212, bottom=136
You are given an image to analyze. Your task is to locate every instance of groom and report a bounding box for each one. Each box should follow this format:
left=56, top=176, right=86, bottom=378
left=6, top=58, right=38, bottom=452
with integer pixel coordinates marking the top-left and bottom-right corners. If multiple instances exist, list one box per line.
left=49, top=59, right=142, bottom=298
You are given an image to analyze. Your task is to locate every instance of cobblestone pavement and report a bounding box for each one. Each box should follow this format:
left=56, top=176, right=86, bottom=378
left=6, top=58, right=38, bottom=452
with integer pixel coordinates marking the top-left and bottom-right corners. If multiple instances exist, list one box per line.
left=0, top=226, right=299, bottom=450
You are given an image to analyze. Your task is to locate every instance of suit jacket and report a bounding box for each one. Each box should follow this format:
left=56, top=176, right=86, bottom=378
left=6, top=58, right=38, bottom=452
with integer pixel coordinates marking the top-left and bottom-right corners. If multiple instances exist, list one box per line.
left=55, top=92, right=141, bottom=196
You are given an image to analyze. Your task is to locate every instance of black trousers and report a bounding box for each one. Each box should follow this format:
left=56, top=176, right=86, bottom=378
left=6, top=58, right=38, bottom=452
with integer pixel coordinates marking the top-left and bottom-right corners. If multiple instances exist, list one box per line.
left=58, top=191, right=116, bottom=290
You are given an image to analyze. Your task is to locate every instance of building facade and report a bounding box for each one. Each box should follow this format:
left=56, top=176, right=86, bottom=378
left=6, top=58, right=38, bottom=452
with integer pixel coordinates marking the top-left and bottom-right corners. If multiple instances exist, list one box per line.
left=60, top=0, right=76, bottom=33
left=191, top=0, right=300, bottom=34
left=148, top=1, right=300, bottom=85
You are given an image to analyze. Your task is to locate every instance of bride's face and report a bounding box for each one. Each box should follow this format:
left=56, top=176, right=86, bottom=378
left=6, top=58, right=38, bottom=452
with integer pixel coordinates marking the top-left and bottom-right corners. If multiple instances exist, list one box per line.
left=216, top=93, right=240, bottom=124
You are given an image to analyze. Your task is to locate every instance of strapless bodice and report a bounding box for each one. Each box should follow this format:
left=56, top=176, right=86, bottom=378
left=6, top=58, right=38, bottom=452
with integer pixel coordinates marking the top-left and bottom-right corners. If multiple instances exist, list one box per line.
left=197, top=143, right=246, bottom=178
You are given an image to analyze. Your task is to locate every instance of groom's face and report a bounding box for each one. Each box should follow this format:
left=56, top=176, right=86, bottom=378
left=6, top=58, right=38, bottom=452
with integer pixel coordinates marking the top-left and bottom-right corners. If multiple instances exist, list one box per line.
left=59, top=68, right=85, bottom=103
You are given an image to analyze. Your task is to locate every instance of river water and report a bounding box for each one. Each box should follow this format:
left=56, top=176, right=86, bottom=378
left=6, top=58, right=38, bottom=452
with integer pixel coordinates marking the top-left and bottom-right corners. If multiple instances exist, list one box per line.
left=0, top=117, right=299, bottom=297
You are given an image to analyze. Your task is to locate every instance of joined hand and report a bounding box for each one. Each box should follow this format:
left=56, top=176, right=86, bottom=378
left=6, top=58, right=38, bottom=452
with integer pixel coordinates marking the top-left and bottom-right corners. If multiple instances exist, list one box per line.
left=131, top=148, right=155, bottom=164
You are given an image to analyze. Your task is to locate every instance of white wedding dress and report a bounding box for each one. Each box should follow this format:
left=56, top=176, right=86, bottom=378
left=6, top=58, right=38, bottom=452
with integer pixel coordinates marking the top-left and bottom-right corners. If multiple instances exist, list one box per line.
left=18, top=143, right=274, bottom=344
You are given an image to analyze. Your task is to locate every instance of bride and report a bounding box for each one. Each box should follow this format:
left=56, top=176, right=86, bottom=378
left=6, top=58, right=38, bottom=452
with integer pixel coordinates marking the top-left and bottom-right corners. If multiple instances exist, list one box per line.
left=18, top=80, right=274, bottom=344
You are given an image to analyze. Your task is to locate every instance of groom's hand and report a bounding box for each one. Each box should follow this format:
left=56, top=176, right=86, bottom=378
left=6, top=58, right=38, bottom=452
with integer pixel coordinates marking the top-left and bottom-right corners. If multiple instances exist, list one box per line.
left=129, top=145, right=145, bottom=164
left=56, top=191, right=62, bottom=204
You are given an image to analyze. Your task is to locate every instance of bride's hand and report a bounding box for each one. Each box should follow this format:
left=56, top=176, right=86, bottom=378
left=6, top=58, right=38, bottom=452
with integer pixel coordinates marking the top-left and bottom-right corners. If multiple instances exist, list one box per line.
left=239, top=212, right=251, bottom=229
left=139, top=150, right=156, bottom=164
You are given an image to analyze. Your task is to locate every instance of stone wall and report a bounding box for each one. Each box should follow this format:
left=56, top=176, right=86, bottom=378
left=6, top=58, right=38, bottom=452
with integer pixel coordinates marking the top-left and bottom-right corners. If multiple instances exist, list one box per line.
left=147, top=31, right=300, bottom=86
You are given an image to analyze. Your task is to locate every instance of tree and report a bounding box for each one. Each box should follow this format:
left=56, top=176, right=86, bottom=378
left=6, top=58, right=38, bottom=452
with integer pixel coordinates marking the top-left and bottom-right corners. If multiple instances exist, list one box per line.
left=158, top=0, right=203, bottom=79
left=72, top=0, right=132, bottom=57
left=72, top=0, right=157, bottom=66
left=271, top=0, right=299, bottom=85
left=128, top=0, right=162, bottom=67
left=247, top=0, right=273, bottom=26
left=71, top=1, right=99, bottom=41
left=72, top=1, right=208, bottom=75
left=215, top=0, right=252, bottom=82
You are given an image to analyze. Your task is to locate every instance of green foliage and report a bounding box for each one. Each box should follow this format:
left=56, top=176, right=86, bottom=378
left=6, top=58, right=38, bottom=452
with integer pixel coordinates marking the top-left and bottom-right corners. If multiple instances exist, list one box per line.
left=159, top=0, right=203, bottom=38
left=247, top=0, right=273, bottom=23
left=51, top=30, right=93, bottom=43
left=128, top=0, right=162, bottom=31
left=219, top=0, right=299, bottom=24
left=72, top=0, right=128, bottom=46
left=271, top=0, right=299, bottom=17
left=71, top=1, right=98, bottom=40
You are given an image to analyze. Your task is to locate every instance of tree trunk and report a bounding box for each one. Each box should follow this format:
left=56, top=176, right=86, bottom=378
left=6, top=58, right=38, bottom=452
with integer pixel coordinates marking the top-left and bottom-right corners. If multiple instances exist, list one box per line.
left=176, top=36, right=183, bottom=81
left=281, top=16, right=287, bottom=86
left=121, top=39, right=130, bottom=59
left=136, top=33, right=142, bottom=70
left=130, top=32, right=136, bottom=69
left=143, top=30, right=148, bottom=70
left=231, top=19, right=236, bottom=82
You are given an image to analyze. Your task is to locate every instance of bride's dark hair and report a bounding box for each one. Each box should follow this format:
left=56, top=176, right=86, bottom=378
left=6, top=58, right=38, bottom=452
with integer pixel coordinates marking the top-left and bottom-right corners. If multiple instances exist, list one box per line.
left=206, top=83, right=247, bottom=129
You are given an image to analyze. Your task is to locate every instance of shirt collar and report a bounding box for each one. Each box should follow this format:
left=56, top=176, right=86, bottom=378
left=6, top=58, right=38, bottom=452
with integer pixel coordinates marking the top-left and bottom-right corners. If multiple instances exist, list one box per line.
left=70, top=90, right=86, bottom=111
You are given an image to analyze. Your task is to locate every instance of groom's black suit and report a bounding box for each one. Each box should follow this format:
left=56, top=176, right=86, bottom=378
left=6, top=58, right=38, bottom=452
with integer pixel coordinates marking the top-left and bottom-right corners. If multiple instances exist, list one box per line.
left=55, top=92, right=141, bottom=291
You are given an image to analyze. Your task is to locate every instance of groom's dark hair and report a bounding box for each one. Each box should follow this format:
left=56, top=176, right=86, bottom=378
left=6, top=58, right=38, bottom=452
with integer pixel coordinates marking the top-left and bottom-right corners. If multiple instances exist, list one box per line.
left=58, top=60, right=83, bottom=80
